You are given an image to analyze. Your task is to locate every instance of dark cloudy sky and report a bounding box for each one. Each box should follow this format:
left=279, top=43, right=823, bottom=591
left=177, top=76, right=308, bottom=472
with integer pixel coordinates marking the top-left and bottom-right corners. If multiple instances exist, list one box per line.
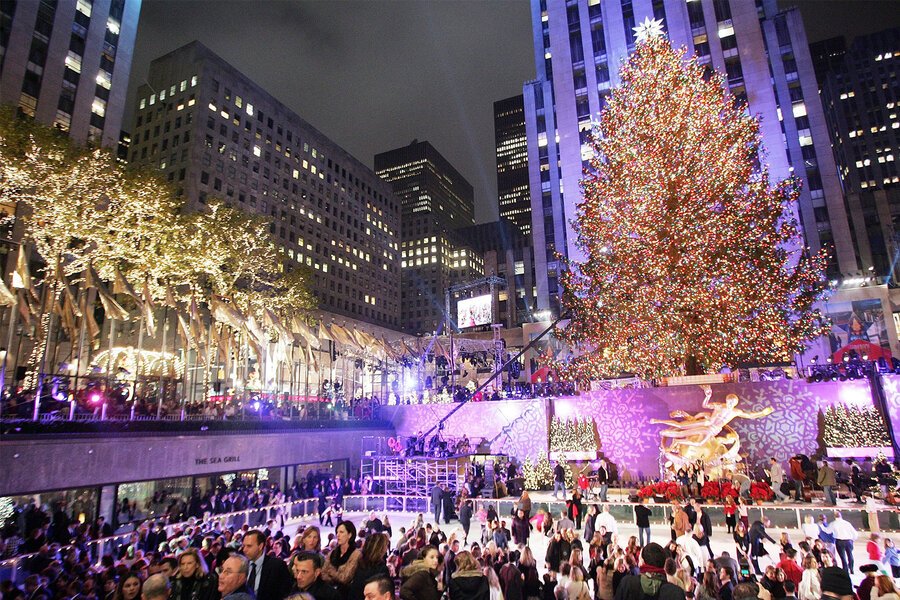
left=126, top=0, right=900, bottom=223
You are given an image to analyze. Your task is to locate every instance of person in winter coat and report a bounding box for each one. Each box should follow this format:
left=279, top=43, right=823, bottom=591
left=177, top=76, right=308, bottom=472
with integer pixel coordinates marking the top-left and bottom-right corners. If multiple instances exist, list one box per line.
left=512, top=509, right=532, bottom=547
left=169, top=548, right=219, bottom=600
left=459, top=500, right=474, bottom=544
left=449, top=551, right=489, bottom=600
left=399, top=546, right=442, bottom=600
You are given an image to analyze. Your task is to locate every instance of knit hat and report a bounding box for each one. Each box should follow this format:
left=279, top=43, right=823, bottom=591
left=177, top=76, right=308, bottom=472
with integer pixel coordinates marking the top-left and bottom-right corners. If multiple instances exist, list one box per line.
left=820, top=566, right=853, bottom=596
left=860, top=564, right=880, bottom=573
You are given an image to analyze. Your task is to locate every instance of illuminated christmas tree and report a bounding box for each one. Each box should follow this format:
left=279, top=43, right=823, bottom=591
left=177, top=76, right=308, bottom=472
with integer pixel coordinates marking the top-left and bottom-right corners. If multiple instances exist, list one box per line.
left=549, top=417, right=597, bottom=453
left=523, top=455, right=553, bottom=490
left=557, top=31, right=831, bottom=379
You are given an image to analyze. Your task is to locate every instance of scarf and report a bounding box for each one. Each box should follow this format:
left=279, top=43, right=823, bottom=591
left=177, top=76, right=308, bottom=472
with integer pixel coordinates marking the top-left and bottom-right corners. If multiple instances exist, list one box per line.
left=640, top=565, right=667, bottom=575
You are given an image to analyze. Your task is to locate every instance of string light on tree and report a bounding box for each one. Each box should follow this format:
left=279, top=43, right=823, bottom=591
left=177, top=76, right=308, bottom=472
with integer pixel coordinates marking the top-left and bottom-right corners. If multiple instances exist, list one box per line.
left=823, top=404, right=891, bottom=448
left=554, top=33, right=832, bottom=381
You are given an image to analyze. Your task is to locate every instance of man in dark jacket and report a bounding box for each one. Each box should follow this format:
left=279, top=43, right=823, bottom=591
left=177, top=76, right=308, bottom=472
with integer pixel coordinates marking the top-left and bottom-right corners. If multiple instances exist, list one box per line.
left=749, top=518, right=776, bottom=575
left=242, top=530, right=293, bottom=600
left=430, top=484, right=443, bottom=524
left=459, top=500, right=473, bottom=543
left=554, top=461, right=567, bottom=499
left=289, top=551, right=338, bottom=600
left=613, top=543, right=686, bottom=600
left=718, top=566, right=735, bottom=600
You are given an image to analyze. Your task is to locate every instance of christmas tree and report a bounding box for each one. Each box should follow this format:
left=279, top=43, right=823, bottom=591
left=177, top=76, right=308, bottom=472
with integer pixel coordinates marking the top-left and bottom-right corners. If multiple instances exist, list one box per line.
left=549, top=417, right=597, bottom=453
left=522, top=455, right=553, bottom=490
left=557, top=30, right=831, bottom=379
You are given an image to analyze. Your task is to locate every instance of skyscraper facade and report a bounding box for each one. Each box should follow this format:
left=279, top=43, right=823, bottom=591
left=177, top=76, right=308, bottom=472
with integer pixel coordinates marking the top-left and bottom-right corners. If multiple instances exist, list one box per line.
left=0, top=0, right=141, bottom=147
left=128, top=42, right=401, bottom=330
left=817, top=28, right=900, bottom=280
left=523, top=0, right=857, bottom=315
left=458, top=219, right=536, bottom=329
left=494, top=95, right=532, bottom=237
left=375, top=141, right=483, bottom=334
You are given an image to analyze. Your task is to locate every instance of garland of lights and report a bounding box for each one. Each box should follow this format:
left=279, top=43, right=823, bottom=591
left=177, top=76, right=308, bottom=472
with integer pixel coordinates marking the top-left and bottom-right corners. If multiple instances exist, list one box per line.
left=552, top=35, right=832, bottom=380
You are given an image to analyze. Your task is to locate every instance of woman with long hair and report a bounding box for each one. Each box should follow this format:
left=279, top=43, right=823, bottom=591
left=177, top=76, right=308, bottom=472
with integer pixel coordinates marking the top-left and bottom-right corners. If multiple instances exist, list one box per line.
left=723, top=495, right=737, bottom=534
left=695, top=570, right=718, bottom=600
left=321, top=521, right=362, bottom=598
left=348, top=533, right=390, bottom=600
left=449, top=551, right=489, bottom=600
left=484, top=566, right=503, bottom=600
left=399, top=546, right=442, bottom=600
left=873, top=575, right=900, bottom=600
left=518, top=547, right=541, bottom=600
left=567, top=568, right=592, bottom=600
left=113, top=574, right=141, bottom=600
left=170, top=547, right=219, bottom=600
left=798, top=555, right=820, bottom=600
left=734, top=522, right=751, bottom=565
left=611, top=556, right=629, bottom=594
left=625, top=535, right=640, bottom=560
left=299, top=527, right=322, bottom=554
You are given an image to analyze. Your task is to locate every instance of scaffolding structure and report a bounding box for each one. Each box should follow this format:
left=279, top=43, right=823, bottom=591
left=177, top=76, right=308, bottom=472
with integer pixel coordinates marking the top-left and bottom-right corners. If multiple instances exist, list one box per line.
left=361, top=438, right=469, bottom=497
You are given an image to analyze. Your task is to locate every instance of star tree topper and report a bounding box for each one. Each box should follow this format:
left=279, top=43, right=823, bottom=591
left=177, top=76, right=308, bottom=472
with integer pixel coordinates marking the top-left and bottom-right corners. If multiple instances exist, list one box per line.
left=633, top=16, right=666, bottom=43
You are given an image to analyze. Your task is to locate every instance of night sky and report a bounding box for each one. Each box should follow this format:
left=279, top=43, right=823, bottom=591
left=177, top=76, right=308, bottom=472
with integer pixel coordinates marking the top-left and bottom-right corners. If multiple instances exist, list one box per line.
left=126, top=1, right=900, bottom=223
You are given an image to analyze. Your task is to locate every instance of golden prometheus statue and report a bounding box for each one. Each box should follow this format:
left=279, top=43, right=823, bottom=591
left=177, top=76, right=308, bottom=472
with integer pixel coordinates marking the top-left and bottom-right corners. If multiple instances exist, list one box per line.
left=650, top=386, right=773, bottom=473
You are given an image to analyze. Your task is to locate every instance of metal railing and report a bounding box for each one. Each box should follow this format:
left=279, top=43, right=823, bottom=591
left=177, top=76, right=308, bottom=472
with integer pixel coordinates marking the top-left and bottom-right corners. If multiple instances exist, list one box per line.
left=3, top=492, right=898, bottom=577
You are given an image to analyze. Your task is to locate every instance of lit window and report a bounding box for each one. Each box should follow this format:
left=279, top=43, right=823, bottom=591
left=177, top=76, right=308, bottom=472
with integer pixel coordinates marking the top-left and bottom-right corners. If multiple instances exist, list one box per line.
left=792, top=102, right=807, bottom=118
left=106, top=18, right=120, bottom=34
left=220, top=110, right=229, bottom=119
left=180, top=80, right=187, bottom=91
left=208, top=102, right=216, bottom=111
left=76, top=0, right=92, bottom=17
left=95, top=71, right=111, bottom=89
left=253, top=146, right=261, bottom=157
left=92, top=98, right=106, bottom=117
left=191, top=75, right=198, bottom=86
left=718, top=25, right=734, bottom=38
left=798, top=135, right=813, bottom=147
left=235, top=96, right=243, bottom=108
left=65, top=52, right=82, bottom=73
left=139, top=98, right=146, bottom=110
left=160, top=89, right=166, bottom=101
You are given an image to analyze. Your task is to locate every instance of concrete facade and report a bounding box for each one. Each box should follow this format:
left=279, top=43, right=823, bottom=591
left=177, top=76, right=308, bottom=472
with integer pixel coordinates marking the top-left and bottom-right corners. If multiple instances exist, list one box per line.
left=0, top=0, right=141, bottom=148
left=1, top=426, right=394, bottom=496
left=128, top=42, right=401, bottom=330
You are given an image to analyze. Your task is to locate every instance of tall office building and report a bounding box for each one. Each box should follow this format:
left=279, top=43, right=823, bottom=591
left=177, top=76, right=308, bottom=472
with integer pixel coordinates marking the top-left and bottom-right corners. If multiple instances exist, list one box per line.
left=458, top=219, right=536, bottom=329
left=128, top=42, right=401, bottom=330
left=375, top=141, right=482, bottom=334
left=494, top=95, right=532, bottom=237
left=0, top=0, right=141, bottom=147
left=523, top=0, right=857, bottom=315
left=816, top=28, right=900, bottom=280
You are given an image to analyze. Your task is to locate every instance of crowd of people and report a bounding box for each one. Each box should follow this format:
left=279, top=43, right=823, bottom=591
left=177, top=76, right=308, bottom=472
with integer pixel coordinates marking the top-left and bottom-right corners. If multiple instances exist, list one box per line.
left=2, top=472, right=895, bottom=600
